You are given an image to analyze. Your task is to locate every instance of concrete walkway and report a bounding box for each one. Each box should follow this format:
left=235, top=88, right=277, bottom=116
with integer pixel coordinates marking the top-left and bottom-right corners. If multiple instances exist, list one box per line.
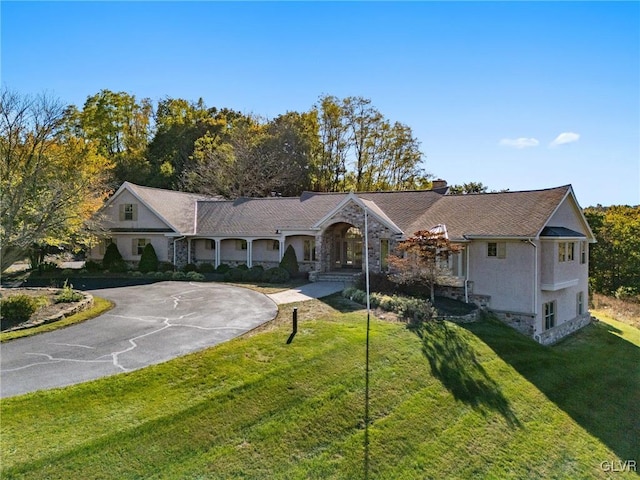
left=267, top=281, right=347, bottom=304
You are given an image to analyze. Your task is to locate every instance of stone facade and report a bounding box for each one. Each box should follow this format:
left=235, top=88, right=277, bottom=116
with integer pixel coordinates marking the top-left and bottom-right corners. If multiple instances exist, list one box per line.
left=169, top=238, right=189, bottom=267
left=535, top=313, right=593, bottom=345
left=317, top=201, right=400, bottom=274
left=490, top=310, right=537, bottom=338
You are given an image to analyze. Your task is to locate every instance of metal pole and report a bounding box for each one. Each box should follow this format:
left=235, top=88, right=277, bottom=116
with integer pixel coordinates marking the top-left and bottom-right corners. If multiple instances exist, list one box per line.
left=364, top=207, right=371, bottom=479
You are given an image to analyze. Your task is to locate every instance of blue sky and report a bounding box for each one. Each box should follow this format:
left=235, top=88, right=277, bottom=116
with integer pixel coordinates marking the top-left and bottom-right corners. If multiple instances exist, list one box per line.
left=2, top=1, right=638, bottom=207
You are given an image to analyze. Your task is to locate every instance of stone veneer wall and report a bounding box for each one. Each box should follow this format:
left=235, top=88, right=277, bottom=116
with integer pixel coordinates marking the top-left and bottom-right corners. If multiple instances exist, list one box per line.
left=168, top=238, right=189, bottom=268
left=490, top=310, right=536, bottom=338
left=318, top=202, right=400, bottom=274
left=535, top=313, right=593, bottom=346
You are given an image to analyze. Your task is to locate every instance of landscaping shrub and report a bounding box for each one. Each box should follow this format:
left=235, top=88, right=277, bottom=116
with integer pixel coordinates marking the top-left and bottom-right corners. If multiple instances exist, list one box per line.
left=236, top=264, right=249, bottom=271
left=163, top=271, right=175, bottom=279
left=60, top=268, right=74, bottom=277
left=224, top=268, right=245, bottom=282
left=197, top=263, right=215, bottom=273
left=215, top=264, right=230, bottom=274
left=130, top=271, right=144, bottom=278
left=138, top=243, right=159, bottom=273
left=182, top=263, right=198, bottom=273
left=342, top=287, right=436, bottom=325
left=263, top=267, right=290, bottom=284
left=102, top=243, right=126, bottom=272
left=55, top=281, right=84, bottom=303
left=172, top=271, right=187, bottom=280
left=158, top=261, right=175, bottom=272
left=186, top=271, right=205, bottom=281
left=243, top=265, right=264, bottom=282
left=148, top=271, right=164, bottom=279
left=0, top=295, right=39, bottom=323
left=279, top=245, right=299, bottom=276
left=84, top=260, right=103, bottom=272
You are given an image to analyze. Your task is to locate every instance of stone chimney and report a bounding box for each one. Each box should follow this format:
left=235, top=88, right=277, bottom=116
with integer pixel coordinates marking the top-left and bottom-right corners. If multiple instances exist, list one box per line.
left=431, top=179, right=447, bottom=190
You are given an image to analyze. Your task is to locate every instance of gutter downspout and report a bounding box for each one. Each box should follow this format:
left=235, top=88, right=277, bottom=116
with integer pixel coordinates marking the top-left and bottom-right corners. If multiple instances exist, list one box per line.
left=464, top=246, right=470, bottom=304
left=526, top=239, right=538, bottom=321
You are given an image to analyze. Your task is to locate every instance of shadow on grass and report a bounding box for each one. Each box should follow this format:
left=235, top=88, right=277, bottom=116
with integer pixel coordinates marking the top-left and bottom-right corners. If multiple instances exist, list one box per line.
left=465, top=317, right=640, bottom=462
left=415, top=320, right=521, bottom=428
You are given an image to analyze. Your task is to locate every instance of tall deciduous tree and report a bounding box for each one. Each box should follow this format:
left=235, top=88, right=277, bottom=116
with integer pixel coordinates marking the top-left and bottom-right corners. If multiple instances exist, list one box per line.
left=147, top=97, right=243, bottom=189
left=78, top=89, right=152, bottom=185
left=387, top=228, right=463, bottom=303
left=0, top=88, right=112, bottom=272
left=184, top=113, right=315, bottom=198
left=311, top=95, right=429, bottom=192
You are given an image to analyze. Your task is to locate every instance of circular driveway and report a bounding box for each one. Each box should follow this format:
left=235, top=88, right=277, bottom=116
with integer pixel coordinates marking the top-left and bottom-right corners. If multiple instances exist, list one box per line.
left=0, top=282, right=277, bottom=398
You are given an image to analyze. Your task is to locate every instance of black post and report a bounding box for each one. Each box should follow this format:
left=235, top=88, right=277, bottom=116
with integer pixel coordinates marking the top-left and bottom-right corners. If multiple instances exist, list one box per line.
left=293, top=307, right=298, bottom=334
left=287, top=307, right=298, bottom=344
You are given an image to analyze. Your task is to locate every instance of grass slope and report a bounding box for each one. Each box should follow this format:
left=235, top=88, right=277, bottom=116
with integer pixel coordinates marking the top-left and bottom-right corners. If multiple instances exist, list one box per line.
left=1, top=298, right=638, bottom=479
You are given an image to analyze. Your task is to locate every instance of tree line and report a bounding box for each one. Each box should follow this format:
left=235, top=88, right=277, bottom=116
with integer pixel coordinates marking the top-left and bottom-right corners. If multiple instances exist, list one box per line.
left=64, top=89, right=430, bottom=196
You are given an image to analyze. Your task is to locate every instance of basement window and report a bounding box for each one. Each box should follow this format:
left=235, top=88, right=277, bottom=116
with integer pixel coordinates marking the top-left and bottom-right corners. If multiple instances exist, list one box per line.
left=544, top=301, right=556, bottom=330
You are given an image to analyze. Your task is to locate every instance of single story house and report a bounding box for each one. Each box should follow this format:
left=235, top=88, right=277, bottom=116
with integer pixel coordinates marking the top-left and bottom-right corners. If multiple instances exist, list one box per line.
left=89, top=181, right=596, bottom=345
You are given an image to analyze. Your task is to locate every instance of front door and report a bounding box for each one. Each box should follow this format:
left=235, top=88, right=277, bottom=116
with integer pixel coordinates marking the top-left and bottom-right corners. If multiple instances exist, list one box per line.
left=333, top=226, right=363, bottom=269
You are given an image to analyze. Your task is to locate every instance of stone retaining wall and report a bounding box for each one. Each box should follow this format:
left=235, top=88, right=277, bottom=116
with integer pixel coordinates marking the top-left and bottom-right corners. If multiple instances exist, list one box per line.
left=2, top=288, right=94, bottom=332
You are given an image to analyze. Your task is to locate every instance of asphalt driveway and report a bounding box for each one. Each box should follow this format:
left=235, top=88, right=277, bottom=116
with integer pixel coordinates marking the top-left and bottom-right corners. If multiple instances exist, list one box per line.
left=0, top=282, right=277, bottom=398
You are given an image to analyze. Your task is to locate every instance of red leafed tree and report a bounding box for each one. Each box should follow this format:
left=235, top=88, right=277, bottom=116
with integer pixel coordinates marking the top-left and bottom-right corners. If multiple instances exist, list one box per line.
left=387, top=227, right=463, bottom=303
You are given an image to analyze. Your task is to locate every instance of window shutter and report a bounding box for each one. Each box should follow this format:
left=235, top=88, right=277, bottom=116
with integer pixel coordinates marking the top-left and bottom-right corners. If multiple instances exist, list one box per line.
left=497, top=242, right=506, bottom=259
left=132, top=239, right=137, bottom=256
left=132, top=204, right=138, bottom=221
left=119, top=204, right=125, bottom=221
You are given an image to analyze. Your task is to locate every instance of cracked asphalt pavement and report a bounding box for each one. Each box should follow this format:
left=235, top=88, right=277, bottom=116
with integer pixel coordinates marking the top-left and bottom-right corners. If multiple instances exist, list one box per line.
left=0, top=281, right=278, bottom=398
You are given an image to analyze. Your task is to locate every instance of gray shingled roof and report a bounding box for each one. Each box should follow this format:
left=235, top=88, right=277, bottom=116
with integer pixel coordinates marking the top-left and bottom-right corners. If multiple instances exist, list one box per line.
left=407, top=185, right=571, bottom=239
left=125, top=182, right=220, bottom=234
left=128, top=182, right=573, bottom=240
left=196, top=190, right=446, bottom=236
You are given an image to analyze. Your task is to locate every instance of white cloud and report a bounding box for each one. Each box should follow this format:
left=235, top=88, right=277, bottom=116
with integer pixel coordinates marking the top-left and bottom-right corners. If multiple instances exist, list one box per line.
left=550, top=132, right=580, bottom=147
left=498, top=137, right=540, bottom=149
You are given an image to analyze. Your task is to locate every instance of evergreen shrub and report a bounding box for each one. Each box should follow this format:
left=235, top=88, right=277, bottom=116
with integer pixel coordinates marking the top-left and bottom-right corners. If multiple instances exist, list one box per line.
left=279, top=245, right=299, bottom=276
left=139, top=243, right=159, bottom=273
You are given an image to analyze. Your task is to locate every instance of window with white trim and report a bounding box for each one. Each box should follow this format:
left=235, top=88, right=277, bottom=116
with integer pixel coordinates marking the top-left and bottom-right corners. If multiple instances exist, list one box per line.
left=133, top=238, right=148, bottom=256
left=558, top=242, right=575, bottom=262
left=304, top=239, right=316, bottom=261
left=488, top=242, right=506, bottom=259
left=580, top=241, right=587, bottom=264
left=120, top=203, right=138, bottom=221
left=204, top=240, right=215, bottom=250
left=269, top=240, right=280, bottom=251
left=577, top=291, right=584, bottom=316
left=380, top=238, right=390, bottom=271
left=544, top=301, right=556, bottom=330
left=235, top=240, right=247, bottom=250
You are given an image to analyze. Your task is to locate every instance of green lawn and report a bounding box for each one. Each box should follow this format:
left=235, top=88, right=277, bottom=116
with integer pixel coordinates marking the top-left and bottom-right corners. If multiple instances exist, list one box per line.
left=1, top=297, right=638, bottom=479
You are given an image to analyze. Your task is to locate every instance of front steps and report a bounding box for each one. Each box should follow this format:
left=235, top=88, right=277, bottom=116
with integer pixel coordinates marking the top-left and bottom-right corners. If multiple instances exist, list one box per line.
left=310, top=271, right=361, bottom=284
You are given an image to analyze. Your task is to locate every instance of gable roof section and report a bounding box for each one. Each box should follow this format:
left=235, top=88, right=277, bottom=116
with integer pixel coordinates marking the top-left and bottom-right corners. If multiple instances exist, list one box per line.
left=109, top=182, right=221, bottom=234
left=408, top=185, right=572, bottom=240
left=312, top=193, right=403, bottom=234
left=196, top=189, right=445, bottom=236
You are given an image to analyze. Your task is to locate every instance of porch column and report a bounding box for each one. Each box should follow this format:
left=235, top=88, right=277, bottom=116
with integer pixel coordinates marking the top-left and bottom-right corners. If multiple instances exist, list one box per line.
left=214, top=239, right=221, bottom=268
left=187, top=238, right=192, bottom=265
left=247, top=239, right=253, bottom=268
